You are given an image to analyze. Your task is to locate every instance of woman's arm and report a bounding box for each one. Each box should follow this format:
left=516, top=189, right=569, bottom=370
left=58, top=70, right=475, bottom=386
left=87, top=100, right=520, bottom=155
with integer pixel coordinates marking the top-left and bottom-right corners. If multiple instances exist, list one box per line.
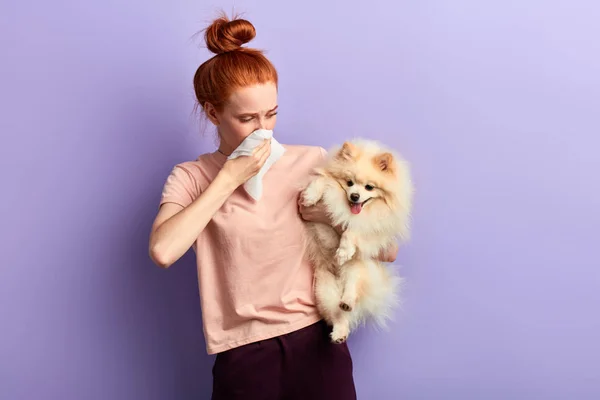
left=150, top=140, right=272, bottom=268
left=149, top=173, right=238, bottom=268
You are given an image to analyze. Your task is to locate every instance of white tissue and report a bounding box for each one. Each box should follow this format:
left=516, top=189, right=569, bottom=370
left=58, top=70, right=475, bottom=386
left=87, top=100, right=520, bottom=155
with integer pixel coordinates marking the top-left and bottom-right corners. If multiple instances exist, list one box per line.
left=227, top=129, right=285, bottom=200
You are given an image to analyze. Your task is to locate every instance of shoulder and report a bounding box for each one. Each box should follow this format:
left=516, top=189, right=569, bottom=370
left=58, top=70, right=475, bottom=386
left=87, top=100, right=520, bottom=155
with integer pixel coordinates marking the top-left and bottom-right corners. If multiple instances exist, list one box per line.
left=163, top=152, right=218, bottom=191
left=159, top=152, right=221, bottom=208
left=170, top=152, right=220, bottom=176
left=281, top=144, right=328, bottom=166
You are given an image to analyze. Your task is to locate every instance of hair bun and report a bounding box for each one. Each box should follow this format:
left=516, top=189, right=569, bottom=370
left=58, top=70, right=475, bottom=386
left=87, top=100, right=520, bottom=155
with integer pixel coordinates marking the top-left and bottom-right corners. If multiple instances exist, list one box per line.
left=205, top=15, right=256, bottom=55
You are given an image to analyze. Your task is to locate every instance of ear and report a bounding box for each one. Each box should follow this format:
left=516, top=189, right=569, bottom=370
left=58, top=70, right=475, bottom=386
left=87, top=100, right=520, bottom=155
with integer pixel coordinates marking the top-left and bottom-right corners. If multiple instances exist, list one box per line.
left=336, top=142, right=357, bottom=161
left=203, top=102, right=220, bottom=126
left=374, top=152, right=395, bottom=173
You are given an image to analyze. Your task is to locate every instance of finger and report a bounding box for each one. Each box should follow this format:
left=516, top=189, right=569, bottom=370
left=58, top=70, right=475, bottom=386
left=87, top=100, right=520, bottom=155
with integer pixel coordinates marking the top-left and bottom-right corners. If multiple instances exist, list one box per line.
left=259, top=138, right=271, bottom=152
left=251, top=139, right=269, bottom=156
left=298, top=207, right=307, bottom=219
left=258, top=145, right=271, bottom=166
left=259, top=144, right=271, bottom=165
left=253, top=139, right=271, bottom=160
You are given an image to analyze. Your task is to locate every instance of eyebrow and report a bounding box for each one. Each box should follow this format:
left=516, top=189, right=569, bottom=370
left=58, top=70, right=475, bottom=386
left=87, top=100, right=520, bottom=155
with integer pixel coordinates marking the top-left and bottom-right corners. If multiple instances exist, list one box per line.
left=236, top=105, right=278, bottom=117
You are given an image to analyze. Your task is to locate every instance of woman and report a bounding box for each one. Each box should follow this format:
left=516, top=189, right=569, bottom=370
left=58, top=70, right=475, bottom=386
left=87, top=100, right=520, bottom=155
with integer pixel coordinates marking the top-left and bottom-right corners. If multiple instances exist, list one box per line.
left=149, top=14, right=397, bottom=400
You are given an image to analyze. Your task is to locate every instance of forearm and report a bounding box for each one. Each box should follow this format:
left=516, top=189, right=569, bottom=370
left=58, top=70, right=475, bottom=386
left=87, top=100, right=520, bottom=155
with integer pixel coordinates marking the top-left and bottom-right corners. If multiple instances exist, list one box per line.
left=150, top=172, right=238, bottom=267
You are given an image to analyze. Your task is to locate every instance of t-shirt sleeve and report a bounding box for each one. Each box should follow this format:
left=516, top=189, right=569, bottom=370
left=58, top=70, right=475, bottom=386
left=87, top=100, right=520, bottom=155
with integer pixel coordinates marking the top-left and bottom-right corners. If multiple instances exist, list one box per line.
left=159, top=164, right=199, bottom=209
left=318, top=146, right=328, bottom=161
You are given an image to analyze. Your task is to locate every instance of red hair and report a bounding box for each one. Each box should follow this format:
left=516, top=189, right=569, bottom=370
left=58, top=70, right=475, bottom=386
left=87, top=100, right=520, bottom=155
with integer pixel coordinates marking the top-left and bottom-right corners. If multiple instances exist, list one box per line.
left=193, top=14, right=278, bottom=113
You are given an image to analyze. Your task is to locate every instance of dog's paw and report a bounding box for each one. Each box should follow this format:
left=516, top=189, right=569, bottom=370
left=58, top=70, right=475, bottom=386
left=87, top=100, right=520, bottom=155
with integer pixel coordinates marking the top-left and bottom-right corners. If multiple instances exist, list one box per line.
left=302, top=195, right=319, bottom=207
left=339, top=301, right=353, bottom=312
left=301, top=191, right=320, bottom=207
left=333, top=336, right=347, bottom=344
left=330, top=325, right=349, bottom=344
left=335, top=247, right=355, bottom=266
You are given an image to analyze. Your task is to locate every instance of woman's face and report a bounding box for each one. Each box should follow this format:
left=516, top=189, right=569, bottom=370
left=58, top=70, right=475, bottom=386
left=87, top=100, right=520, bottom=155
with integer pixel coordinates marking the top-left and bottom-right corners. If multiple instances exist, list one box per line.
left=206, top=82, right=278, bottom=155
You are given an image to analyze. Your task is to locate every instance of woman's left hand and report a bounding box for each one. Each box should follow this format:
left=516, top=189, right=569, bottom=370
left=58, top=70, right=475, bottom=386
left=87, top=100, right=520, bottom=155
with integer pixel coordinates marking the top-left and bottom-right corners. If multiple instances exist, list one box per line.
left=297, top=194, right=331, bottom=225
left=379, top=242, right=399, bottom=263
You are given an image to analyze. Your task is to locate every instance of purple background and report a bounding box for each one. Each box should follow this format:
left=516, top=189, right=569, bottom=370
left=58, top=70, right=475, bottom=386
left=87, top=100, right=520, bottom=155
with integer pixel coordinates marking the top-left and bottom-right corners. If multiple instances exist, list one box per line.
left=2, top=0, right=599, bottom=399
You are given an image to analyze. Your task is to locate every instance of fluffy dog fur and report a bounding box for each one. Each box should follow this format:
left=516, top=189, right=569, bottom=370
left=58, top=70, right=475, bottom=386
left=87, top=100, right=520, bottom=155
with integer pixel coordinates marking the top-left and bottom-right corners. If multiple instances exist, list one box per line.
left=301, top=138, right=414, bottom=343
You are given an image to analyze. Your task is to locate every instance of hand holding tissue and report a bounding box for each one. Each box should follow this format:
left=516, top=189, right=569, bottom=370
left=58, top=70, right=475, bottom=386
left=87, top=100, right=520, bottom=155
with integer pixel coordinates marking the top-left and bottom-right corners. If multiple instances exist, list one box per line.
left=227, top=129, right=285, bottom=200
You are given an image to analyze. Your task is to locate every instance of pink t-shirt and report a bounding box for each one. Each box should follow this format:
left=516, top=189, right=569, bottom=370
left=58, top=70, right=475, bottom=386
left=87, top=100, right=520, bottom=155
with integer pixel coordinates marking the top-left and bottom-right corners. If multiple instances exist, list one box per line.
left=159, top=144, right=327, bottom=354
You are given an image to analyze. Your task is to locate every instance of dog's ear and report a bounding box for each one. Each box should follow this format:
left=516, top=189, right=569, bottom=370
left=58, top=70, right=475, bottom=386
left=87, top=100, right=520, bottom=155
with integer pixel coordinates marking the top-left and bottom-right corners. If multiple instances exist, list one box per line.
left=374, top=152, right=395, bottom=173
left=336, top=142, right=357, bottom=161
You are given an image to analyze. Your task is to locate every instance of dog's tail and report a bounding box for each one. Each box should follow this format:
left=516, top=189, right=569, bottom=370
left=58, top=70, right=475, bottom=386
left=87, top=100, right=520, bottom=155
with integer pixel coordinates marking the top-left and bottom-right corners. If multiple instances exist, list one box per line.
left=352, top=260, right=404, bottom=331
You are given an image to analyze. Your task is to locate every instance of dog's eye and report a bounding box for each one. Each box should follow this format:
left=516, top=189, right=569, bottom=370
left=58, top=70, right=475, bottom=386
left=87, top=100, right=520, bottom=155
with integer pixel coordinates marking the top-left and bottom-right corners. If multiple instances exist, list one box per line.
left=365, top=185, right=374, bottom=191
left=347, top=181, right=354, bottom=187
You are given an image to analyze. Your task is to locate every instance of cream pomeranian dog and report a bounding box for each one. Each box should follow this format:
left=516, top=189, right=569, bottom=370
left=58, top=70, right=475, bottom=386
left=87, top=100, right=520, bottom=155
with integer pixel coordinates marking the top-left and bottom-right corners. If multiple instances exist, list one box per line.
left=301, top=139, right=414, bottom=343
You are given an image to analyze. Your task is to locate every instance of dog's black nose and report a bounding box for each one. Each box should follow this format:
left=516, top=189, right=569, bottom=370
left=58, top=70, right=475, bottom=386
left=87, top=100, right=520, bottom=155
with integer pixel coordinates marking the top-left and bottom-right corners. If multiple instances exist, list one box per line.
left=350, top=193, right=360, bottom=202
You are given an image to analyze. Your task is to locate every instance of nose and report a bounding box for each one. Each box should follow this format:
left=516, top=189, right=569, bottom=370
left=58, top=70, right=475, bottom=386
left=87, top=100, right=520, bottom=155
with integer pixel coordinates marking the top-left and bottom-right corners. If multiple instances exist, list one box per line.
left=256, top=116, right=269, bottom=130
left=350, top=193, right=360, bottom=202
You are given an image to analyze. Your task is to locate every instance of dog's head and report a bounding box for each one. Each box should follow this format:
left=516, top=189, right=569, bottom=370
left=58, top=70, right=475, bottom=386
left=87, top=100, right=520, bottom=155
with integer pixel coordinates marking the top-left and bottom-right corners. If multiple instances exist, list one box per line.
left=323, top=139, right=414, bottom=238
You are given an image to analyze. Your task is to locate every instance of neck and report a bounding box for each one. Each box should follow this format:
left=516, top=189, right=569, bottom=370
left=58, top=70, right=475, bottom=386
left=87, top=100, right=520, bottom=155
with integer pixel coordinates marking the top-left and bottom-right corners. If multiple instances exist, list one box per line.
left=217, top=143, right=234, bottom=156
left=216, top=130, right=237, bottom=156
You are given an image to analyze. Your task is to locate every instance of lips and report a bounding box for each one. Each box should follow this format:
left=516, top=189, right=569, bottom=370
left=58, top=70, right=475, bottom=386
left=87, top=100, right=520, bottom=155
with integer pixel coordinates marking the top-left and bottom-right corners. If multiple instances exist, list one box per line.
left=349, top=198, right=371, bottom=214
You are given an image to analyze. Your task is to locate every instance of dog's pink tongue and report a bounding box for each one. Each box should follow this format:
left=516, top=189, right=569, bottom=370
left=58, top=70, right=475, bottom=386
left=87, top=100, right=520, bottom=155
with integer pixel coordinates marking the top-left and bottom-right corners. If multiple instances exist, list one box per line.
left=351, top=203, right=362, bottom=214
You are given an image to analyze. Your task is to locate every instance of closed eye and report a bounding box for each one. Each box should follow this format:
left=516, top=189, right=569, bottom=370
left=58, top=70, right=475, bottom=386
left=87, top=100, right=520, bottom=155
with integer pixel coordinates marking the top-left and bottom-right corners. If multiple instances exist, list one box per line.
left=239, top=112, right=277, bottom=123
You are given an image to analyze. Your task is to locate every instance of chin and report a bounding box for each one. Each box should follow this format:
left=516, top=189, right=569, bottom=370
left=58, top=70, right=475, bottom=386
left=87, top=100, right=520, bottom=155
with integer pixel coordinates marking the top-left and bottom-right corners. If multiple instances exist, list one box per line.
left=300, top=138, right=414, bottom=344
